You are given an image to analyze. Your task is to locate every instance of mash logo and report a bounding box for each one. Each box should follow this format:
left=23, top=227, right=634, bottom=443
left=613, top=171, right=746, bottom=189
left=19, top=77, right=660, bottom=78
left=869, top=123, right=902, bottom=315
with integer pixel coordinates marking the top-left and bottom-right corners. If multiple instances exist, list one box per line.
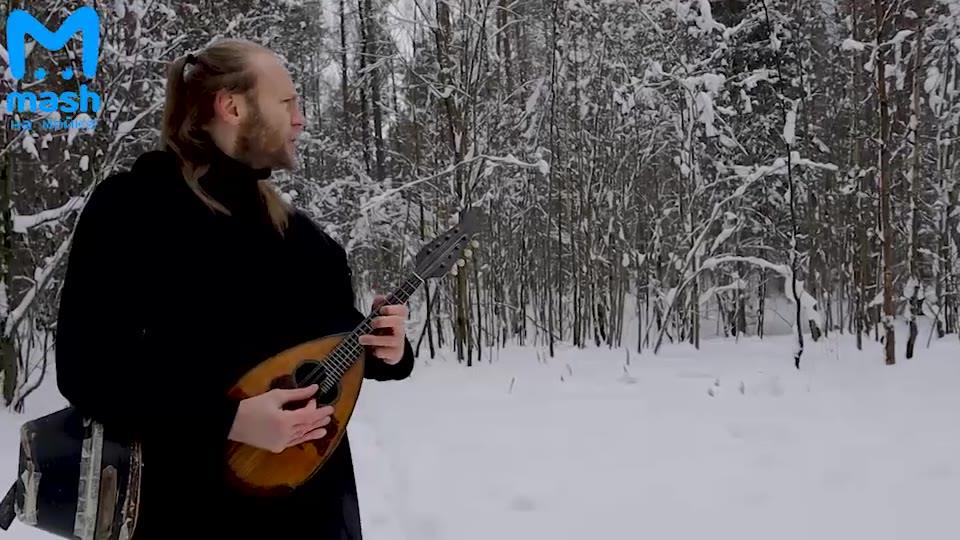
left=5, top=6, right=102, bottom=123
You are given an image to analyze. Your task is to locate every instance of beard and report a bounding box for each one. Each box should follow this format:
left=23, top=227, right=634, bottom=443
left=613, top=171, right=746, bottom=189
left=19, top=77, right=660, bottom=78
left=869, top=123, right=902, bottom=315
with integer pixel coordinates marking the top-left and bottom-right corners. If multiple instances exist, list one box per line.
left=235, top=102, right=295, bottom=170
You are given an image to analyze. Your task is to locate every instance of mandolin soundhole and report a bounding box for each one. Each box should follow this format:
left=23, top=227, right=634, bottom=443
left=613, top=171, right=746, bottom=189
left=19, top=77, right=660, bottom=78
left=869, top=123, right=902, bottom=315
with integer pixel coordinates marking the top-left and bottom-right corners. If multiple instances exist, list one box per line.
left=293, top=361, right=340, bottom=406
left=269, top=373, right=307, bottom=410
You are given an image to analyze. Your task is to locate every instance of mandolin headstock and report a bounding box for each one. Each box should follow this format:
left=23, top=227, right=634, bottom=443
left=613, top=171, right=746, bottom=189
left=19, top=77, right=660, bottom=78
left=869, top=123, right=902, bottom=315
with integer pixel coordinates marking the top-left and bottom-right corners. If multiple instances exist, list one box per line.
left=414, top=207, right=483, bottom=280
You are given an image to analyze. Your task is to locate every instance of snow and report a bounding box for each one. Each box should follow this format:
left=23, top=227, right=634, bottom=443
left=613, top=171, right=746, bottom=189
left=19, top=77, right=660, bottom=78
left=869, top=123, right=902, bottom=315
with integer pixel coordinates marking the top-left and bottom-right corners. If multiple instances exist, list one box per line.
left=67, top=114, right=95, bottom=146
left=840, top=38, right=869, bottom=52
left=362, top=331, right=959, bottom=540
left=740, top=69, right=778, bottom=90
left=696, top=91, right=718, bottom=137
left=682, top=74, right=725, bottom=138
left=685, top=254, right=825, bottom=332
left=884, top=30, right=915, bottom=47
left=769, top=28, right=782, bottom=52
left=112, top=104, right=162, bottom=145
left=791, top=151, right=839, bottom=172
left=740, top=89, right=753, bottom=113
left=3, top=237, right=74, bottom=339
left=12, top=197, right=84, bottom=234
left=21, top=134, right=39, bottom=160
left=710, top=220, right=738, bottom=253
left=695, top=0, right=725, bottom=34
left=700, top=73, right=725, bottom=94
left=782, top=99, right=797, bottom=146
left=926, top=65, right=945, bottom=115
left=2, top=327, right=959, bottom=539
left=484, top=154, right=549, bottom=174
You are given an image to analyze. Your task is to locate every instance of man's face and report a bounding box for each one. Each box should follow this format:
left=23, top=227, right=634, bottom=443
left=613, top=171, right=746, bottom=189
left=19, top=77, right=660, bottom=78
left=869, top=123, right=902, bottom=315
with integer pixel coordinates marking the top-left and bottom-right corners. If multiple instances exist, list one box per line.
left=235, top=53, right=305, bottom=170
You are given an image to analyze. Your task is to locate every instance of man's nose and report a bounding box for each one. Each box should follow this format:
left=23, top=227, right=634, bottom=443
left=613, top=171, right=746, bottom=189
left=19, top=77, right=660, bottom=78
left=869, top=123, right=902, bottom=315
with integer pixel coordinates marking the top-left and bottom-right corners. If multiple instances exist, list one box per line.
left=292, top=107, right=305, bottom=132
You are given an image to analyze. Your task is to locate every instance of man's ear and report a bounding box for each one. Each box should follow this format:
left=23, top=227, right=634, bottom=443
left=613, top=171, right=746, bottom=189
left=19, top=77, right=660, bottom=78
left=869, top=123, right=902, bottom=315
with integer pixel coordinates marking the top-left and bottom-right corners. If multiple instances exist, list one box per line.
left=212, top=89, right=246, bottom=127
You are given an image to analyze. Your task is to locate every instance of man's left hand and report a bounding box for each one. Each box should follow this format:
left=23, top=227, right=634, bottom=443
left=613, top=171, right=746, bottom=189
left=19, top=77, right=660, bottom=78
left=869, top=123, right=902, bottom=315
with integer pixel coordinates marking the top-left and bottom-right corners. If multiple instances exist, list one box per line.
left=358, top=295, right=408, bottom=364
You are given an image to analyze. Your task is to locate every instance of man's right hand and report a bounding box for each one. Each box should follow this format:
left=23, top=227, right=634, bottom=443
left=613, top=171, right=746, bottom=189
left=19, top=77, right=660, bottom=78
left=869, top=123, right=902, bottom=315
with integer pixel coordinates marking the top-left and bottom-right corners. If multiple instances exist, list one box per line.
left=227, top=384, right=334, bottom=453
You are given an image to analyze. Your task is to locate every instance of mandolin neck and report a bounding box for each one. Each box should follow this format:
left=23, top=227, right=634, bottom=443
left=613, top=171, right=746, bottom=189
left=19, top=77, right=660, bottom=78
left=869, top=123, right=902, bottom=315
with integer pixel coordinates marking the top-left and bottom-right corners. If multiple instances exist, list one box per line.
left=309, top=273, right=424, bottom=391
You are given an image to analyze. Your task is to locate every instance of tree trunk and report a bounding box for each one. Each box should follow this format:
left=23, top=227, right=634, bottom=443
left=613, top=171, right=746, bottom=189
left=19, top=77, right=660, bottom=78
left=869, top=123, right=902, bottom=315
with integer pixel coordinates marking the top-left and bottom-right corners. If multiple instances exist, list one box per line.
left=546, top=0, right=558, bottom=357
left=906, top=16, right=925, bottom=359
left=875, top=0, right=896, bottom=365
left=339, top=0, right=350, bottom=144
left=0, top=156, right=16, bottom=405
left=364, top=0, right=386, bottom=184
left=357, top=0, right=371, bottom=175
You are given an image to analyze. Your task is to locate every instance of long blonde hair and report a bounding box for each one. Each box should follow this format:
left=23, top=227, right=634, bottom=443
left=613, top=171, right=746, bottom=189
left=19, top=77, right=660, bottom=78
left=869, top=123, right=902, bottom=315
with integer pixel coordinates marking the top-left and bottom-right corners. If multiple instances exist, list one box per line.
left=160, top=38, right=291, bottom=233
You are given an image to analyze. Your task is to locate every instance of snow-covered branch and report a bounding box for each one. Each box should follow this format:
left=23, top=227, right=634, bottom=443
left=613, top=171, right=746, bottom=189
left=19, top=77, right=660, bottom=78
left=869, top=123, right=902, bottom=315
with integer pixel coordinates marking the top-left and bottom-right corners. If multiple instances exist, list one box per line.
left=3, top=233, right=74, bottom=339
left=112, top=101, right=164, bottom=146
left=702, top=255, right=823, bottom=327
left=13, top=197, right=83, bottom=234
left=359, top=153, right=547, bottom=212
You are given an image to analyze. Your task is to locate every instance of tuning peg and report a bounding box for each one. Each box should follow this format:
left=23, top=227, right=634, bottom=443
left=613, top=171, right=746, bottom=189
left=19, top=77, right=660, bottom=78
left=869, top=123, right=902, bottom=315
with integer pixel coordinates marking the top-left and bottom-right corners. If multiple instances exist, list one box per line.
left=451, top=266, right=459, bottom=276
left=458, top=258, right=466, bottom=267
left=471, top=240, right=479, bottom=249
left=464, top=248, right=472, bottom=258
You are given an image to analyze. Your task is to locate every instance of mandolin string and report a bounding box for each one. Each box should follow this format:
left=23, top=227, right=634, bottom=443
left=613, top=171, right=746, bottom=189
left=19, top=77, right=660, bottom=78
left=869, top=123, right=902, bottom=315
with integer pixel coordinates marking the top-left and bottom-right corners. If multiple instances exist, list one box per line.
left=311, top=223, right=472, bottom=386
left=303, top=275, right=423, bottom=389
left=323, top=283, right=404, bottom=378
left=324, top=276, right=421, bottom=381
left=314, top=225, right=472, bottom=384
left=326, top=275, right=422, bottom=379
left=316, top=278, right=417, bottom=388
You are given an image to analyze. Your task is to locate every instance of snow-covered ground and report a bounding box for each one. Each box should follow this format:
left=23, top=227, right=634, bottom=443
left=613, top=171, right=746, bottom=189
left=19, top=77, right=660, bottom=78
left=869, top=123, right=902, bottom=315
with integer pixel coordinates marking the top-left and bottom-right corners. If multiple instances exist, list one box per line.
left=1, top=326, right=958, bottom=540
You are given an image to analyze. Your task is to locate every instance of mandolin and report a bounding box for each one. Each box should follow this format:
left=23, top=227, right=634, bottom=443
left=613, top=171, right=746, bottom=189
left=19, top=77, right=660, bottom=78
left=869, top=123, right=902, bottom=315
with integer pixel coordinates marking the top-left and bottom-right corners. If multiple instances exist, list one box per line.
left=0, top=207, right=481, bottom=539
left=224, top=207, right=481, bottom=494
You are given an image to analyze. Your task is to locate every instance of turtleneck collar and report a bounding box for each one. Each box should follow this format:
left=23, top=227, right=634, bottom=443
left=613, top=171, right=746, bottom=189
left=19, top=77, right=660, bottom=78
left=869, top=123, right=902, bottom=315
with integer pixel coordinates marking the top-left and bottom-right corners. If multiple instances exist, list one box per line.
left=197, top=144, right=273, bottom=221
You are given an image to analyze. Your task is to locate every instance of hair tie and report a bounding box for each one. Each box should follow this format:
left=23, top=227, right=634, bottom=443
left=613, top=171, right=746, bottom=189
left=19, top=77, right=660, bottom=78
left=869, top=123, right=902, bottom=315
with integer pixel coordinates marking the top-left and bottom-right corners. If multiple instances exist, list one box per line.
left=183, top=53, right=200, bottom=81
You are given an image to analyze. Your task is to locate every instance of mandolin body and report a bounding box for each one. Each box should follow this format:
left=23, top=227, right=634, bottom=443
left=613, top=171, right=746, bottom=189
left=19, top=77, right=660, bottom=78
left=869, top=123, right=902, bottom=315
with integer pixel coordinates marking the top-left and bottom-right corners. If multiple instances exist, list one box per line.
left=224, top=332, right=365, bottom=496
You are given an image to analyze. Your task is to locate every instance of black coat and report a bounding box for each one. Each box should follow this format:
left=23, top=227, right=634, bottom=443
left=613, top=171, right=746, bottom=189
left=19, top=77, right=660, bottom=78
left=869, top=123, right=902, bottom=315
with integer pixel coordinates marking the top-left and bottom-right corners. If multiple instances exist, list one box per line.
left=54, top=146, right=415, bottom=539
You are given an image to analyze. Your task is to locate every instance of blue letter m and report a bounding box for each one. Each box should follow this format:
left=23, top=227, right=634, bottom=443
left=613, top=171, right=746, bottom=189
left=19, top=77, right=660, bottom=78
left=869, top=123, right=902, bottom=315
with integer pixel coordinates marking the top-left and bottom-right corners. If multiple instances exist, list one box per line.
left=6, top=6, right=99, bottom=80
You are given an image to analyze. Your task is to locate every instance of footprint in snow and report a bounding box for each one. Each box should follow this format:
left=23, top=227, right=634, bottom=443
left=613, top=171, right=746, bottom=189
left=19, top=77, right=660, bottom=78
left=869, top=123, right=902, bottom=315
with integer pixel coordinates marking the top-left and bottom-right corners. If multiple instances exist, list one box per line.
left=509, top=495, right=537, bottom=512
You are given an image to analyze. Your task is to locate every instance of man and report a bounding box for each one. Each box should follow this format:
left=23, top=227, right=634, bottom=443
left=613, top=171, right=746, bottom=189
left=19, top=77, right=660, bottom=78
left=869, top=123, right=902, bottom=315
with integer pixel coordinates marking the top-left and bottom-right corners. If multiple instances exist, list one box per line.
left=54, top=38, right=414, bottom=539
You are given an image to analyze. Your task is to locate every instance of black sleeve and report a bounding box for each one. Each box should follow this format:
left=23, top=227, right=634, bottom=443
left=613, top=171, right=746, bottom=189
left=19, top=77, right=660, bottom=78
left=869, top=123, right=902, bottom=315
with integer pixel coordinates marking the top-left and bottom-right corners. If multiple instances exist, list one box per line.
left=362, top=330, right=415, bottom=381
left=55, top=174, right=240, bottom=444
left=297, top=211, right=415, bottom=382
left=338, top=235, right=415, bottom=382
